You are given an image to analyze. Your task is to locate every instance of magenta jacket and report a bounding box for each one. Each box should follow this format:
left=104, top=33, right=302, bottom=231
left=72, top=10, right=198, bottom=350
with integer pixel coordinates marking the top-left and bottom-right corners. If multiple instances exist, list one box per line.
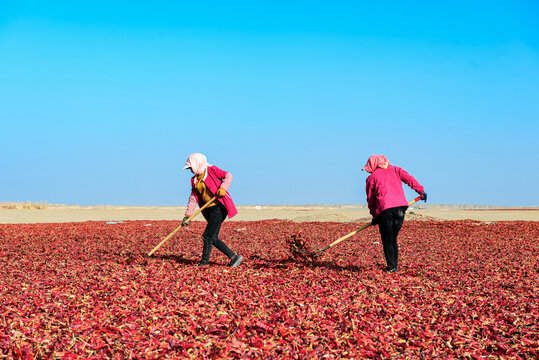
left=366, top=165, right=424, bottom=218
left=185, top=165, right=238, bottom=218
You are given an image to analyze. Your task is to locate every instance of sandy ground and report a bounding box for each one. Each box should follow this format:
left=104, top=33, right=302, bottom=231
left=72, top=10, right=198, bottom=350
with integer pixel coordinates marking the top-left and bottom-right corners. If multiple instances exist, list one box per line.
left=0, top=204, right=537, bottom=224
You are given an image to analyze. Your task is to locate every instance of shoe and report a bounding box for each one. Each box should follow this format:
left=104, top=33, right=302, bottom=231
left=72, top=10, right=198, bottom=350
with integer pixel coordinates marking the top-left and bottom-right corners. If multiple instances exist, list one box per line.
left=229, top=254, right=243, bottom=267
left=197, top=262, right=210, bottom=266
left=384, top=267, right=397, bottom=273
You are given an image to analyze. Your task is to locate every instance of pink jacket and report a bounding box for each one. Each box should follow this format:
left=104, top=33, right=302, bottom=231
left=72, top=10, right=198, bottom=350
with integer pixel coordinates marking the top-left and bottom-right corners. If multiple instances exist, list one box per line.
left=185, top=165, right=238, bottom=218
left=366, top=165, right=424, bottom=218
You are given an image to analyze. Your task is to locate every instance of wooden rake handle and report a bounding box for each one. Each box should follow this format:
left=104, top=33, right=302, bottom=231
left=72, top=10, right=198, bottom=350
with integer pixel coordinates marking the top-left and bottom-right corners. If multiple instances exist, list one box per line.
left=315, top=222, right=372, bottom=254
left=147, top=196, right=218, bottom=257
left=313, top=195, right=424, bottom=255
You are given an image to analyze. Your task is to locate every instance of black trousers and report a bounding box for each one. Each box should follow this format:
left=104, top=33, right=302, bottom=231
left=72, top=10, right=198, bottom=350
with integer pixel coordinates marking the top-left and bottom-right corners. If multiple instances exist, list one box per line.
left=200, top=203, right=235, bottom=264
left=377, top=206, right=407, bottom=271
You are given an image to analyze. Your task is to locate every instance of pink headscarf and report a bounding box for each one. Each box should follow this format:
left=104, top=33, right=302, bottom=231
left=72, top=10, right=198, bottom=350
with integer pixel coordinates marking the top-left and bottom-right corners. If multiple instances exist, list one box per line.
left=363, top=154, right=390, bottom=173
left=183, top=153, right=211, bottom=175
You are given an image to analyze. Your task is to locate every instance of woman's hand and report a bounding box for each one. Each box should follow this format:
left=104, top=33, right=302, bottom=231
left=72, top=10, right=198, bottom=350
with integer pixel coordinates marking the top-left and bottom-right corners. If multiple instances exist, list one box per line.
left=216, top=188, right=227, bottom=198
left=182, top=216, right=191, bottom=227
left=421, top=192, right=428, bottom=202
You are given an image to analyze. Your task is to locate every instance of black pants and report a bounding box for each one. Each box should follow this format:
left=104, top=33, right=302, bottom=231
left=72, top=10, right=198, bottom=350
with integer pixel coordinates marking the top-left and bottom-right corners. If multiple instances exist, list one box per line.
left=200, top=203, right=235, bottom=264
left=377, top=206, right=407, bottom=271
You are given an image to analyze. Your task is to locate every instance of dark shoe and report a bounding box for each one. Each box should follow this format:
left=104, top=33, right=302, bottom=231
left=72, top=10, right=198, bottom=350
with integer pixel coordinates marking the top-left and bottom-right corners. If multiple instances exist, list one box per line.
left=384, top=267, right=397, bottom=273
left=197, top=262, right=210, bottom=267
left=229, top=254, right=243, bottom=267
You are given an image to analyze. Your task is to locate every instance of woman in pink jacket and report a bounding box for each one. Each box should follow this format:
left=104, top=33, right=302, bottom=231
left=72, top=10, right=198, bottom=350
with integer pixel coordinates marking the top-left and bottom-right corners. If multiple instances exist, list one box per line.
left=363, top=155, right=427, bottom=273
left=182, top=153, right=243, bottom=267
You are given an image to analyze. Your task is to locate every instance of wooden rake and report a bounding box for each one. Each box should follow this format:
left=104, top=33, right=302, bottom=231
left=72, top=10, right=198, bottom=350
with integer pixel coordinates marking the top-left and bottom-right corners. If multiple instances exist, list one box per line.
left=291, top=195, right=424, bottom=261
left=147, top=196, right=218, bottom=257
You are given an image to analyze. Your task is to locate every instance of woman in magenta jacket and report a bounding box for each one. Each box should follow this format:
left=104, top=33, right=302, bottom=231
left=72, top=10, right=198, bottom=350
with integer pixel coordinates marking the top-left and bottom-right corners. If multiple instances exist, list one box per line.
left=182, top=153, right=243, bottom=267
left=363, top=155, right=427, bottom=273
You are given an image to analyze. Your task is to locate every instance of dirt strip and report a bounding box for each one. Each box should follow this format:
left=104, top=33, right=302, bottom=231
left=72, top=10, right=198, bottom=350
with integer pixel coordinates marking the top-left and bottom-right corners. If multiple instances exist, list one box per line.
left=0, top=205, right=537, bottom=224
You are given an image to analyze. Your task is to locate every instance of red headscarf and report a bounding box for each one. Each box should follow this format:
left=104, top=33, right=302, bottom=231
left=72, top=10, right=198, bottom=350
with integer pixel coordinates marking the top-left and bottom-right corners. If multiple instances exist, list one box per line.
left=363, top=155, right=390, bottom=173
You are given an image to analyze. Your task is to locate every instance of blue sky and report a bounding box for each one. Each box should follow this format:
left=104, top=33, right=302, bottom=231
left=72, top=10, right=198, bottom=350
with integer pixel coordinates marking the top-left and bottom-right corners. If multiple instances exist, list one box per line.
left=1, top=1, right=538, bottom=206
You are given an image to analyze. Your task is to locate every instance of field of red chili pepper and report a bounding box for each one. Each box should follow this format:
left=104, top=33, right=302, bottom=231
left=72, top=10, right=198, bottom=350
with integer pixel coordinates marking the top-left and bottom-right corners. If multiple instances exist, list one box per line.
left=1, top=219, right=537, bottom=359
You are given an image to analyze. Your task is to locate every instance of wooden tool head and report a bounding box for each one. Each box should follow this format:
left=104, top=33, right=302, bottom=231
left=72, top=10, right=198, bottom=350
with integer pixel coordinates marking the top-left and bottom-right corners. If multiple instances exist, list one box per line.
left=287, top=231, right=319, bottom=263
